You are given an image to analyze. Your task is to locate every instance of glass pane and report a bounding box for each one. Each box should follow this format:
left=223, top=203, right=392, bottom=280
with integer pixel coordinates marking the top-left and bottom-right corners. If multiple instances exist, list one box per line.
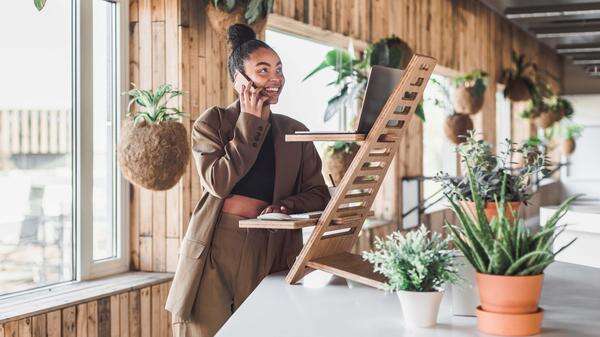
left=0, top=1, right=74, bottom=295
left=422, top=74, right=457, bottom=205
left=92, top=0, right=117, bottom=261
left=265, top=30, right=345, bottom=158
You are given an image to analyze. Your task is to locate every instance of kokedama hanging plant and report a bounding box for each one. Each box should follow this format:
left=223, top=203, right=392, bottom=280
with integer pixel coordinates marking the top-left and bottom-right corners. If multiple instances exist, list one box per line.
left=452, top=70, right=488, bottom=115
left=118, top=84, right=190, bottom=191
left=205, top=0, right=273, bottom=36
left=500, top=52, right=537, bottom=102
left=428, top=78, right=474, bottom=144
left=562, top=124, right=583, bottom=156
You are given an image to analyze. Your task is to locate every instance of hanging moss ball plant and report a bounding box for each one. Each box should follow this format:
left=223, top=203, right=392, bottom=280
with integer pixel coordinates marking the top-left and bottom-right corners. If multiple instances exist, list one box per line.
left=452, top=70, right=488, bottom=115
left=118, top=84, right=190, bottom=191
left=205, top=0, right=273, bottom=36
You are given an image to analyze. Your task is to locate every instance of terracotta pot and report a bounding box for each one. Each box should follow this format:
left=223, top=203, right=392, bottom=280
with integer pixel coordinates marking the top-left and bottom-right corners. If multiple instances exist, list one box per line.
left=453, top=85, right=484, bottom=115
left=444, top=114, right=474, bottom=144
left=459, top=201, right=522, bottom=223
left=562, top=138, right=576, bottom=155
left=118, top=120, right=190, bottom=191
left=506, top=79, right=531, bottom=102
left=325, top=144, right=359, bottom=185
left=534, top=112, right=557, bottom=129
left=205, top=4, right=267, bottom=37
left=476, top=273, right=543, bottom=314
left=476, top=306, right=543, bottom=336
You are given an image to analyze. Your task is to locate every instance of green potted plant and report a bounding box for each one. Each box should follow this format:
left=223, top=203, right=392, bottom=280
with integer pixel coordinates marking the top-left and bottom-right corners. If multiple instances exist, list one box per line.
left=362, top=225, right=460, bottom=328
left=501, top=52, right=537, bottom=102
left=445, top=171, right=578, bottom=336
left=118, top=84, right=190, bottom=191
left=34, top=0, right=47, bottom=10
left=562, top=124, right=583, bottom=156
left=452, top=70, right=488, bottom=115
left=435, top=131, right=549, bottom=222
left=205, top=0, right=274, bottom=36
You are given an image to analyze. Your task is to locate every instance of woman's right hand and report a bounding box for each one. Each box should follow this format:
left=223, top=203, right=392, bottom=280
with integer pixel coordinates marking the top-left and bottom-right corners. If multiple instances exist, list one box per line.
left=240, top=84, right=267, bottom=119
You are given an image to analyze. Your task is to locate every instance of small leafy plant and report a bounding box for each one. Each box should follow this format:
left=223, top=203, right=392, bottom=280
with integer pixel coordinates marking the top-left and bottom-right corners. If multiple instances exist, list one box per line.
left=325, top=141, right=358, bottom=156
left=445, top=169, right=578, bottom=276
left=435, top=131, right=549, bottom=202
left=125, top=84, right=185, bottom=125
left=362, top=225, right=460, bottom=292
left=453, top=69, right=488, bottom=98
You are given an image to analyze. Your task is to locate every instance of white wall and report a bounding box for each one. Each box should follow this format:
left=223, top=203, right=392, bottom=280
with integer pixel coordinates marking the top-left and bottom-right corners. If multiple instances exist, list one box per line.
left=562, top=94, right=600, bottom=201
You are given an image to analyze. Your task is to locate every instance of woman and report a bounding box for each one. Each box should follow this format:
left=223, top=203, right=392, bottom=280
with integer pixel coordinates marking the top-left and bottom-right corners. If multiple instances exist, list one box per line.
left=165, top=24, right=331, bottom=337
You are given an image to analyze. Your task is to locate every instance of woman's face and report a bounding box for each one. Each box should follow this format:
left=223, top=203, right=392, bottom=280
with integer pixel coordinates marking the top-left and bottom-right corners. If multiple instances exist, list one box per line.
left=242, top=47, right=285, bottom=105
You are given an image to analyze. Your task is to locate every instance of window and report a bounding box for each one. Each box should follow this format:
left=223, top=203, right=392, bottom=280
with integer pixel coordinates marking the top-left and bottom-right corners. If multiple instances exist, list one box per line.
left=0, top=0, right=128, bottom=297
left=422, top=74, right=458, bottom=212
left=496, top=85, right=512, bottom=154
left=265, top=29, right=351, bottom=148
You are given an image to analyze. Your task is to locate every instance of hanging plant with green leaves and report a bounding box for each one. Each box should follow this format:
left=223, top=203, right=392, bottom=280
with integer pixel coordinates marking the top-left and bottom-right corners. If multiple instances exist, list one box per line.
left=125, top=84, right=185, bottom=125
left=205, top=0, right=274, bottom=36
left=452, top=70, right=488, bottom=115
left=500, top=51, right=537, bottom=102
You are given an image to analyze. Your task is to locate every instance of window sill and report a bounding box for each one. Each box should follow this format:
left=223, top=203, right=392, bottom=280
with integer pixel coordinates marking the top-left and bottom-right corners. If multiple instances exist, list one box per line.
left=0, top=271, right=173, bottom=324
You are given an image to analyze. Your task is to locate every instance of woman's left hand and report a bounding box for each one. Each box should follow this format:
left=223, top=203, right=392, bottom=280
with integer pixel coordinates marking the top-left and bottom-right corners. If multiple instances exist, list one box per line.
left=260, top=204, right=289, bottom=215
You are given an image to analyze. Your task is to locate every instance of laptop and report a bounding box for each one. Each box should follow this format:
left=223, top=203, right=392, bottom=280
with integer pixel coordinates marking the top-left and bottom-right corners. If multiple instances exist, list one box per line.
left=295, top=65, right=405, bottom=135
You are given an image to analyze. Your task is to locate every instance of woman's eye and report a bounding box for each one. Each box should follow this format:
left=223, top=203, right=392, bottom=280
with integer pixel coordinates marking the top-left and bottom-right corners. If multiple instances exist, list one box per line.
left=257, top=68, right=268, bottom=74
left=276, top=68, right=283, bottom=74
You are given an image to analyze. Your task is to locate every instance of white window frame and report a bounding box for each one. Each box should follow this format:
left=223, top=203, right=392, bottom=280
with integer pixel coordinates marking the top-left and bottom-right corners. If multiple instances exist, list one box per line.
left=75, top=0, right=129, bottom=281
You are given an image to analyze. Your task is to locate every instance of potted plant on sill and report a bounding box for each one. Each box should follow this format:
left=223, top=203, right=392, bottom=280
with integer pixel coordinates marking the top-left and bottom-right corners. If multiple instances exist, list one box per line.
left=205, top=0, right=274, bottom=36
left=452, top=70, right=488, bottom=115
left=500, top=52, right=537, bottom=102
left=562, top=124, right=583, bottom=156
left=435, top=131, right=549, bottom=222
left=118, top=84, right=190, bottom=191
left=362, top=225, right=460, bottom=328
left=445, top=171, right=578, bottom=336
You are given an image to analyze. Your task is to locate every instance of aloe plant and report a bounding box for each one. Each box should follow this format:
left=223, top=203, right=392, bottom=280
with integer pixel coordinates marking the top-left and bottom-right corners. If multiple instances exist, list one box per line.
left=125, top=84, right=185, bottom=125
left=445, top=166, right=578, bottom=276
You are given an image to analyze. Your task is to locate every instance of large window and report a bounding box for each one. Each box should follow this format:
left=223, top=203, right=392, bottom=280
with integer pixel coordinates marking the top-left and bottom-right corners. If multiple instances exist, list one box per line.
left=0, top=0, right=128, bottom=297
left=422, top=74, right=458, bottom=210
left=265, top=30, right=349, bottom=138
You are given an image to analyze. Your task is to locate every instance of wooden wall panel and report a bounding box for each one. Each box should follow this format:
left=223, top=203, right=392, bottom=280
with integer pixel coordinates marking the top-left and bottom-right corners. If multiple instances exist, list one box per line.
left=1, top=283, right=172, bottom=337
left=129, top=0, right=564, bottom=267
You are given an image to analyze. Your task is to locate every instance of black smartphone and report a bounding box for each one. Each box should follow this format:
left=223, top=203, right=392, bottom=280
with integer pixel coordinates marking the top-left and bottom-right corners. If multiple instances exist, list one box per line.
left=234, top=70, right=266, bottom=96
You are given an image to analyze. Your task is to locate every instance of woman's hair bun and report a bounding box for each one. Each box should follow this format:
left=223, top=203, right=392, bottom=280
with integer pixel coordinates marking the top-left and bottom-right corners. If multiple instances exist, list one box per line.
left=227, top=24, right=256, bottom=50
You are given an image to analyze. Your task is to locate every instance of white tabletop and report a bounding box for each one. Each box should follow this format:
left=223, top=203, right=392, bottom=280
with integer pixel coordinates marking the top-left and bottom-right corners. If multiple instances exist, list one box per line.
left=216, top=262, right=600, bottom=337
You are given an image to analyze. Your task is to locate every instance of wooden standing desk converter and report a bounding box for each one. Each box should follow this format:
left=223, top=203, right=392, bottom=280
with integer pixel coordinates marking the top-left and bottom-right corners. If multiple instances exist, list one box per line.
left=238, top=54, right=437, bottom=290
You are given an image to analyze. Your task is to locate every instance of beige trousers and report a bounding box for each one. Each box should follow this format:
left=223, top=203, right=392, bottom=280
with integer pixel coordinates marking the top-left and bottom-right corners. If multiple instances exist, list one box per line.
left=172, top=212, right=289, bottom=337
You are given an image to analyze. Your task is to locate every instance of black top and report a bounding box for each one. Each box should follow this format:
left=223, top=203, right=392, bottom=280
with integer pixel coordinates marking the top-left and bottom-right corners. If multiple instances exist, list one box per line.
left=230, top=125, right=275, bottom=203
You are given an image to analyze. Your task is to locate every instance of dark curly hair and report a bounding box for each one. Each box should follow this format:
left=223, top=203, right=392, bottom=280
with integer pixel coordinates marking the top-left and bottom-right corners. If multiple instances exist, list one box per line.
left=227, top=24, right=274, bottom=81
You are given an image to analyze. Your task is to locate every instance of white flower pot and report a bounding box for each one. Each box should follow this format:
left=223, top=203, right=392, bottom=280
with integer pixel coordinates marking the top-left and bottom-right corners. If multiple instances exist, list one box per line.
left=397, top=290, right=444, bottom=328
left=451, top=253, right=479, bottom=316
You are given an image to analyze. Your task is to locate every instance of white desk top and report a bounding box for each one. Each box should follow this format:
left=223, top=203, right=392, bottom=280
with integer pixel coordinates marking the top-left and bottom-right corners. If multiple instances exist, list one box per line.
left=216, top=262, right=600, bottom=337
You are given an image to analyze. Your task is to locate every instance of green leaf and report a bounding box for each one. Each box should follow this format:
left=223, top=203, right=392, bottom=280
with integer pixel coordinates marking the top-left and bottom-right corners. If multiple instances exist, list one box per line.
left=415, top=103, right=425, bottom=122
left=245, top=0, right=263, bottom=23
left=34, top=0, right=47, bottom=11
left=302, top=61, right=330, bottom=82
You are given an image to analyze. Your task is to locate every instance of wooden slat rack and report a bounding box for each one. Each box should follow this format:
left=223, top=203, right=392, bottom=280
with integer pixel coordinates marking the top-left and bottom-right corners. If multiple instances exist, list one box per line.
left=240, top=54, right=437, bottom=289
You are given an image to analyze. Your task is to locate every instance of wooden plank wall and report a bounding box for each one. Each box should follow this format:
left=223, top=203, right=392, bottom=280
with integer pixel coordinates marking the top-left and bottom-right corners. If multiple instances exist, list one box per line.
left=0, top=282, right=172, bottom=337
left=128, top=0, right=564, bottom=272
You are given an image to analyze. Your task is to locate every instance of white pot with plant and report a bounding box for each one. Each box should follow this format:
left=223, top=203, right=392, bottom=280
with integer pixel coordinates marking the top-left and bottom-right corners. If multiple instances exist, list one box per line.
left=362, top=225, right=460, bottom=328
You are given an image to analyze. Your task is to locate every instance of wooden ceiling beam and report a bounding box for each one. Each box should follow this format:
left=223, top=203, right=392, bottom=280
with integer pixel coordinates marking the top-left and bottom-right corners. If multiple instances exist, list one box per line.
left=505, top=2, right=600, bottom=19
left=532, top=23, right=600, bottom=38
left=556, top=42, right=600, bottom=54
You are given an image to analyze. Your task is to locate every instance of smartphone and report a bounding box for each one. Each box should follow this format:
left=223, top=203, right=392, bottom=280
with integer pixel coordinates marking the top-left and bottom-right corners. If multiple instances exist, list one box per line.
left=234, top=70, right=265, bottom=97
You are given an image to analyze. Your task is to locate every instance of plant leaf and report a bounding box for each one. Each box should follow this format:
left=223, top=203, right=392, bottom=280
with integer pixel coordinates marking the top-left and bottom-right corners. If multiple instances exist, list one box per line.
left=34, top=0, right=47, bottom=11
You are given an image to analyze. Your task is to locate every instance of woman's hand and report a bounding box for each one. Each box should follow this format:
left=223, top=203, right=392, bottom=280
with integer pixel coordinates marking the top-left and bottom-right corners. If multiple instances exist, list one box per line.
left=259, top=204, right=289, bottom=215
left=240, top=84, right=267, bottom=119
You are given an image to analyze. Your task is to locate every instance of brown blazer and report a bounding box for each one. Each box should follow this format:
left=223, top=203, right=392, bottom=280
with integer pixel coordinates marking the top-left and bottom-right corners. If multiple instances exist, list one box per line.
left=164, top=100, right=331, bottom=320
